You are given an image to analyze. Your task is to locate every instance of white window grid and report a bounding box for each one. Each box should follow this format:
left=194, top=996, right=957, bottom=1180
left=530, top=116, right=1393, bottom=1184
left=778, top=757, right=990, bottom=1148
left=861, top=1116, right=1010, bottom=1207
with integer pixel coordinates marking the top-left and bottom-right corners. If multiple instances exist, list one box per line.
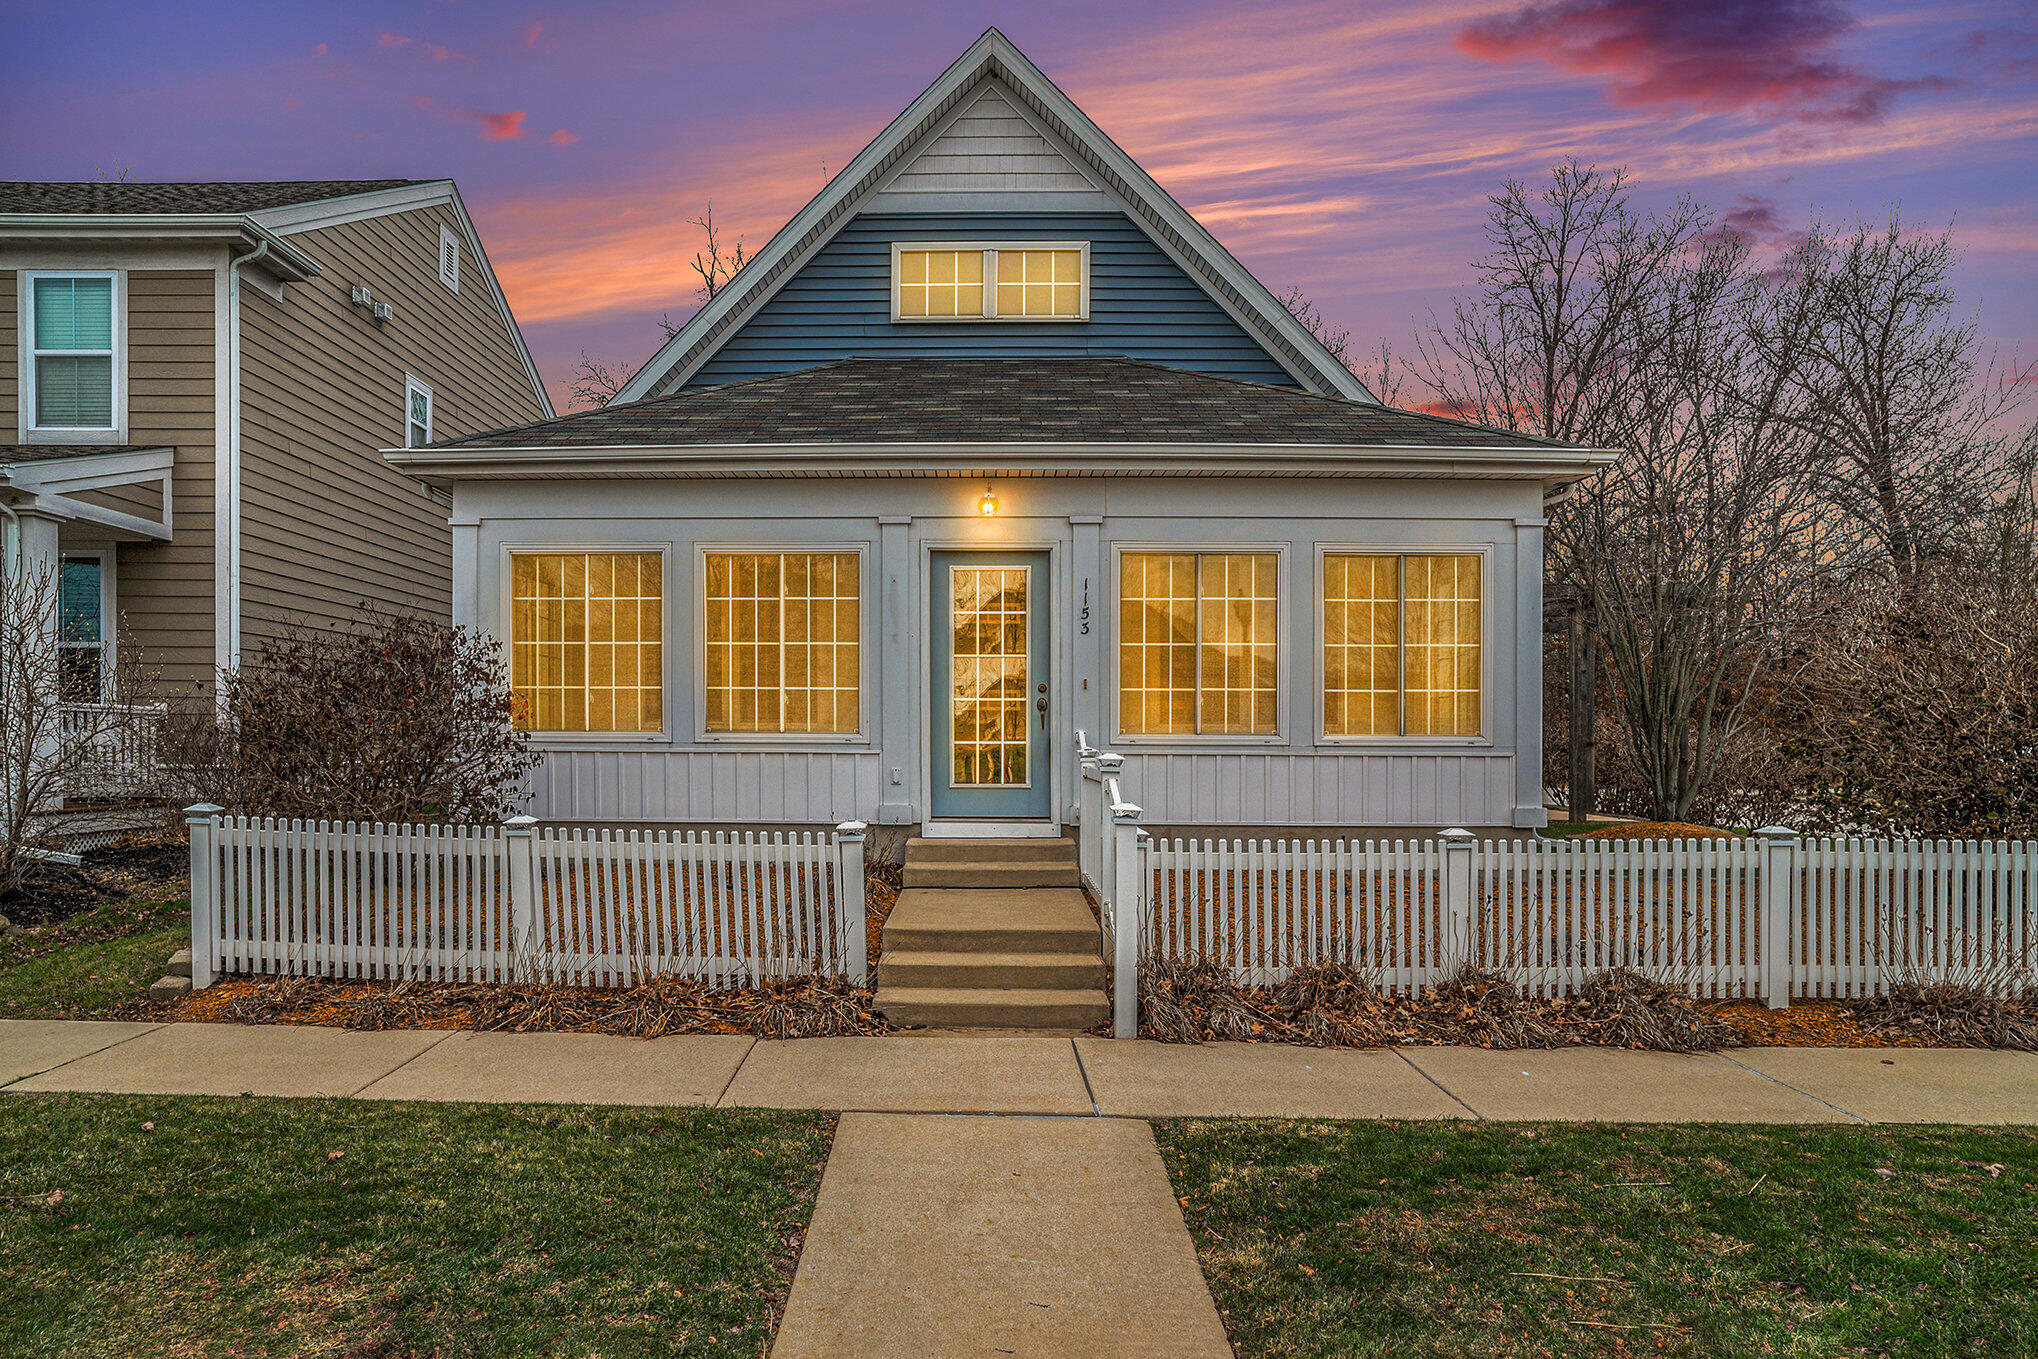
left=704, top=552, right=861, bottom=735
left=950, top=565, right=1031, bottom=787
left=404, top=375, right=433, bottom=448
left=1119, top=552, right=1278, bottom=736
left=891, top=242, right=1090, bottom=322
left=25, top=270, right=121, bottom=435
left=1322, top=553, right=1482, bottom=738
left=510, top=551, right=665, bottom=734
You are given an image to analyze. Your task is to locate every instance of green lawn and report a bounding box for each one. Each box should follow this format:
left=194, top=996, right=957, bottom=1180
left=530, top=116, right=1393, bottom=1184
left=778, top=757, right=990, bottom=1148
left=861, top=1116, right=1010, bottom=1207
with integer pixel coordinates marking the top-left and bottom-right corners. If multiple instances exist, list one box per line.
left=1156, top=1120, right=2038, bottom=1358
left=0, top=1093, right=832, bottom=1357
left=0, top=894, right=186, bottom=1019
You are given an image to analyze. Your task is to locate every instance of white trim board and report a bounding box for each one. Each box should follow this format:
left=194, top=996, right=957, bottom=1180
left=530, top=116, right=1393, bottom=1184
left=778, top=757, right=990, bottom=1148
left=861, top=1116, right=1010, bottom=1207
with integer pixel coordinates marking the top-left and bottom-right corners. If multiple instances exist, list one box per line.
left=610, top=29, right=1374, bottom=405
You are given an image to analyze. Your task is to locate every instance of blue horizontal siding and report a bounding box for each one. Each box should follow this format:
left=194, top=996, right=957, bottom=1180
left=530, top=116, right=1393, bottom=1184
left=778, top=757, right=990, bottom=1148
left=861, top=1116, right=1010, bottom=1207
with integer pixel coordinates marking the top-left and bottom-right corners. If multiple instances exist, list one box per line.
left=683, top=213, right=1300, bottom=389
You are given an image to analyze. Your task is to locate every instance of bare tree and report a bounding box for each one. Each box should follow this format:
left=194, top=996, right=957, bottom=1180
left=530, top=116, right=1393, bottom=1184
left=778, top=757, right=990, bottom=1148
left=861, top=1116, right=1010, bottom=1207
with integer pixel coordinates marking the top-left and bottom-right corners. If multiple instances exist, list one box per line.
left=687, top=201, right=749, bottom=302
left=1414, top=160, right=1703, bottom=448
left=568, top=206, right=750, bottom=411
left=1554, top=227, right=1848, bottom=820
left=0, top=562, right=159, bottom=891
left=1757, top=218, right=2036, bottom=582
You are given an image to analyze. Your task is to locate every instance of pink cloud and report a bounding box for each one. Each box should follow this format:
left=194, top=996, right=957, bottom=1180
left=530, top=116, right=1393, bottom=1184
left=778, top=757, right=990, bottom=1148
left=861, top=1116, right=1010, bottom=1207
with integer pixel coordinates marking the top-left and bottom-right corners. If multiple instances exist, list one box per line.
left=412, top=95, right=530, bottom=141
left=313, top=42, right=328, bottom=57
left=523, top=19, right=545, bottom=46
left=548, top=128, right=579, bottom=146
left=1457, top=0, right=1954, bottom=126
left=378, top=32, right=410, bottom=49
left=480, top=110, right=528, bottom=140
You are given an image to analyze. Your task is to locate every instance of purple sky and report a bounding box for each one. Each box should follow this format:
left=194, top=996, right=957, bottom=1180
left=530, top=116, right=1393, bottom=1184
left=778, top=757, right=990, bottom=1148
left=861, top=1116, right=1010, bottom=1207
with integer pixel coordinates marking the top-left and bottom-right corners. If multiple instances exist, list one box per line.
left=4, top=0, right=2033, bottom=411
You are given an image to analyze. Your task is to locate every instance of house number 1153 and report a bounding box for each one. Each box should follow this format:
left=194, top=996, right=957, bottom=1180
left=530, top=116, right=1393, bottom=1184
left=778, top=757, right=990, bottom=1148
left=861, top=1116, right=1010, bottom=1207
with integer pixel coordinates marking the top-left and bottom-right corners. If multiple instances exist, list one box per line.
left=1080, top=578, right=1091, bottom=634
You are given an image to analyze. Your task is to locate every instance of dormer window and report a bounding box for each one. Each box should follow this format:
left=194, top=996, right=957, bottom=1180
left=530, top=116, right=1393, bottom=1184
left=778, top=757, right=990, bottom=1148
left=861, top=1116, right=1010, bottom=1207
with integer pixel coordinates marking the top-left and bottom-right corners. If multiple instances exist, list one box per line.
left=892, top=242, right=1088, bottom=321
left=24, top=271, right=123, bottom=440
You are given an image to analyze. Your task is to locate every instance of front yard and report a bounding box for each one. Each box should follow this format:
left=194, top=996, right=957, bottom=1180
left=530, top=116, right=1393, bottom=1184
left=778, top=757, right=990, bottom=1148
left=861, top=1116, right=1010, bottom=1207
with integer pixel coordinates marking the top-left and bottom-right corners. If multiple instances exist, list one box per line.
left=1156, top=1119, right=2038, bottom=1357
left=0, top=1093, right=831, bottom=1357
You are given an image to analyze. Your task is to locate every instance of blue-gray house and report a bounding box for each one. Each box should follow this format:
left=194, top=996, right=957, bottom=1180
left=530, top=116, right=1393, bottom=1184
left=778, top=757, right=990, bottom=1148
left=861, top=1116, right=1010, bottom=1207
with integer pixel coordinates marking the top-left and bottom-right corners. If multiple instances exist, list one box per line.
left=389, top=28, right=1614, bottom=843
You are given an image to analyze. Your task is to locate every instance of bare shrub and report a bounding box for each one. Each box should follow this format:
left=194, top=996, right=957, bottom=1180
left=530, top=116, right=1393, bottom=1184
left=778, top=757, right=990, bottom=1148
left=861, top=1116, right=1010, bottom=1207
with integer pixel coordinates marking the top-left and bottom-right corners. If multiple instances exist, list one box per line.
left=1420, top=966, right=1567, bottom=1048
left=1574, top=968, right=1746, bottom=1051
left=172, top=608, right=538, bottom=822
left=1860, top=979, right=2038, bottom=1051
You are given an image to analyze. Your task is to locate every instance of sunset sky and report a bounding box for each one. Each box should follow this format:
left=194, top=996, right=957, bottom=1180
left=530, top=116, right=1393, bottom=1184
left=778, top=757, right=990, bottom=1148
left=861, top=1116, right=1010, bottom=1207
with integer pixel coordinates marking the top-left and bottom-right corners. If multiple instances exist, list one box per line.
left=4, top=0, right=2033, bottom=411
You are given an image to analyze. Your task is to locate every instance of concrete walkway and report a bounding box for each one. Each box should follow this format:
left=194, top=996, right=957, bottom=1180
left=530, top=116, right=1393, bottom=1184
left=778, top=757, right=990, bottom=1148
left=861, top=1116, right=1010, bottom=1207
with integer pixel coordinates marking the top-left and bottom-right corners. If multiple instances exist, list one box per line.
left=772, top=1114, right=1230, bottom=1359
left=5, top=1019, right=2037, bottom=1123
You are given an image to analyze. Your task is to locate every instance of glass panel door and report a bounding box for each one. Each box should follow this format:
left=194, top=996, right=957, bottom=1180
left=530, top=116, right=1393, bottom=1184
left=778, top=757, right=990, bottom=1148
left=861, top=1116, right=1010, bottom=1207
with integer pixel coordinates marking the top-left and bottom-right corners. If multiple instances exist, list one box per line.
left=929, top=550, right=1051, bottom=820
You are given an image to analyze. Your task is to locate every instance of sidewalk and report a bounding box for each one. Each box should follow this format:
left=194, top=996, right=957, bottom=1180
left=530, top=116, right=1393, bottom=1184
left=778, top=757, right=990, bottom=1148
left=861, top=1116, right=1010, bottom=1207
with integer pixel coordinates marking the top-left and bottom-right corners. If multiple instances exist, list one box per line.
left=6, top=1019, right=2036, bottom=1123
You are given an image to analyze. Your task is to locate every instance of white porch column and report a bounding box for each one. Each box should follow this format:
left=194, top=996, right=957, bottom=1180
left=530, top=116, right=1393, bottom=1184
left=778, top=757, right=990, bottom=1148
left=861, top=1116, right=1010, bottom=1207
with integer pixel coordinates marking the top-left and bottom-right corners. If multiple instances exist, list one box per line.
left=876, top=515, right=916, bottom=825
left=1511, top=515, right=1549, bottom=828
left=1069, top=515, right=1103, bottom=819
left=449, top=509, right=481, bottom=630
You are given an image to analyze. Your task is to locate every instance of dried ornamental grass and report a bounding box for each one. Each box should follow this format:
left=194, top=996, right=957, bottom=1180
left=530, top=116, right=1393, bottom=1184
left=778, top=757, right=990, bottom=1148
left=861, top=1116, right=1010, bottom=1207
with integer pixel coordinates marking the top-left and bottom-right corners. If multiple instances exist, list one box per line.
left=1860, top=980, right=2038, bottom=1051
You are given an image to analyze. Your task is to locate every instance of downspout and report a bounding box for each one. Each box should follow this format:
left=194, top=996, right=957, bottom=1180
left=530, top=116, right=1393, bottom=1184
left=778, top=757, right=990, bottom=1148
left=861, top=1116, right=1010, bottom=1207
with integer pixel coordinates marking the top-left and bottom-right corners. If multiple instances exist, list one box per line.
left=220, top=237, right=269, bottom=683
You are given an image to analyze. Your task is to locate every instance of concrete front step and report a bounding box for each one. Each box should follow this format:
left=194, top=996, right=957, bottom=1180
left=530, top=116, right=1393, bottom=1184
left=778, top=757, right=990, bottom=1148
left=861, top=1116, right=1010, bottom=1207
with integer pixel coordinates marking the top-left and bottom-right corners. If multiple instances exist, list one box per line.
left=905, top=836, right=1077, bottom=865
left=883, top=888, right=1102, bottom=954
left=902, top=862, right=1081, bottom=889
left=876, top=986, right=1110, bottom=1031
left=878, top=949, right=1104, bottom=991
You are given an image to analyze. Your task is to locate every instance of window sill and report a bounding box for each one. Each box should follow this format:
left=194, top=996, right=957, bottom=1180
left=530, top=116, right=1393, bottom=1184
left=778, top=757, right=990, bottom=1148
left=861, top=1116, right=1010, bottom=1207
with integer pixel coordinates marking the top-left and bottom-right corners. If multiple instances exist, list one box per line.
left=1316, top=736, right=1497, bottom=750
left=1108, top=734, right=1290, bottom=749
left=694, top=731, right=871, bottom=748
left=24, top=427, right=124, bottom=445
left=528, top=731, right=671, bottom=747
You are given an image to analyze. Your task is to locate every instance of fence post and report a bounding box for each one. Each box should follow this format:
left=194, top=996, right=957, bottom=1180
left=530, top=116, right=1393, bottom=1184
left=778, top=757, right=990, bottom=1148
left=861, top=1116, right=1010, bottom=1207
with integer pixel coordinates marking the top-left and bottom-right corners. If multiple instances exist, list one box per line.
left=1756, top=825, right=1800, bottom=1010
left=1110, top=797, right=1145, bottom=1039
left=1077, top=741, right=1101, bottom=891
left=1440, top=828, right=1477, bottom=979
left=183, top=803, right=222, bottom=989
left=835, top=821, right=869, bottom=987
left=504, top=814, right=538, bottom=983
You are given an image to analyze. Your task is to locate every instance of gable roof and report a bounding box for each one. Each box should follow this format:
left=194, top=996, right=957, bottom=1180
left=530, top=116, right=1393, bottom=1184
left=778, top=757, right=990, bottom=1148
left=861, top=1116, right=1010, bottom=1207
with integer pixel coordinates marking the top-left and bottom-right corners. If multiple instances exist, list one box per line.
left=0, top=180, right=424, bottom=214
left=612, top=29, right=1373, bottom=405
left=0, top=179, right=553, bottom=419
left=388, top=358, right=1616, bottom=485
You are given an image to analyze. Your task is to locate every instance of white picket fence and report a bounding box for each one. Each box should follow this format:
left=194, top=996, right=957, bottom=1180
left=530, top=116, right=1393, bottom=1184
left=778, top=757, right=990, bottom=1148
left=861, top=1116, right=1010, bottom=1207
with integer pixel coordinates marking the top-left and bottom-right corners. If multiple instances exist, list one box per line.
left=184, top=807, right=869, bottom=990
left=1072, top=737, right=2038, bottom=1033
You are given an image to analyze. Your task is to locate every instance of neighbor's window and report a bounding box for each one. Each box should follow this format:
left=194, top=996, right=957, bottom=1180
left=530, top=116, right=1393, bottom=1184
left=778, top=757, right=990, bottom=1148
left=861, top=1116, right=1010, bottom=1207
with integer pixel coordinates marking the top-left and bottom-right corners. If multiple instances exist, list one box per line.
left=405, top=376, right=433, bottom=448
left=28, top=272, right=118, bottom=431
left=58, top=556, right=106, bottom=703
left=438, top=224, right=461, bottom=292
left=1323, top=553, right=1481, bottom=738
left=1119, top=552, right=1277, bottom=736
left=509, top=552, right=664, bottom=733
left=704, top=552, right=861, bottom=735
left=894, top=244, right=1087, bottom=320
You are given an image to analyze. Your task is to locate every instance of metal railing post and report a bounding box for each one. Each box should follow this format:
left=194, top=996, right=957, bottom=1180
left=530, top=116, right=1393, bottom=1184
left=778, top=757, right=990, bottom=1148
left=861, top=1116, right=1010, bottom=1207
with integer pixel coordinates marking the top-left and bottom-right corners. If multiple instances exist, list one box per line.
left=835, top=820, right=869, bottom=987
left=183, top=803, right=223, bottom=989
left=1756, top=825, right=1800, bottom=1010
left=504, top=814, right=539, bottom=983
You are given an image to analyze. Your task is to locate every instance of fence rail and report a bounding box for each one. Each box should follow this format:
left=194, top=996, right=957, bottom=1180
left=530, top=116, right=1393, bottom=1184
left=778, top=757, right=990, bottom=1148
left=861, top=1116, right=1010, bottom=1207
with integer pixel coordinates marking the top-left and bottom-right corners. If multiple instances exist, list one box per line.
left=1069, top=736, right=2038, bottom=1028
left=185, top=807, right=868, bottom=990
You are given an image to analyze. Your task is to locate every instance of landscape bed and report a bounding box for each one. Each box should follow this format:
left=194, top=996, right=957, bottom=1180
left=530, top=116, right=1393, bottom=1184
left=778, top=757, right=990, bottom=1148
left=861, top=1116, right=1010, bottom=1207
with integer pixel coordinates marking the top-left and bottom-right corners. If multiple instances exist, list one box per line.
left=1156, top=1118, right=2038, bottom=1358
left=0, top=1093, right=832, bottom=1357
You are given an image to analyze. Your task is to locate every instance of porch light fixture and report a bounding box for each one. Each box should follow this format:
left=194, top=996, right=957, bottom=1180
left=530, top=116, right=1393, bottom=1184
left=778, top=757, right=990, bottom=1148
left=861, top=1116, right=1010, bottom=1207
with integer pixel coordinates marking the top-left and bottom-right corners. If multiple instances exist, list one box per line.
left=978, top=487, right=998, bottom=518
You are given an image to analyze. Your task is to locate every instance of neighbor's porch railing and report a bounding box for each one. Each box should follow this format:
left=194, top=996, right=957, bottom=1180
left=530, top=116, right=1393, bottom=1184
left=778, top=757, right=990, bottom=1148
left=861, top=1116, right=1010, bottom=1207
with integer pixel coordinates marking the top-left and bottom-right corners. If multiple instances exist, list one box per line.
left=184, top=807, right=870, bottom=991
left=58, top=700, right=166, bottom=798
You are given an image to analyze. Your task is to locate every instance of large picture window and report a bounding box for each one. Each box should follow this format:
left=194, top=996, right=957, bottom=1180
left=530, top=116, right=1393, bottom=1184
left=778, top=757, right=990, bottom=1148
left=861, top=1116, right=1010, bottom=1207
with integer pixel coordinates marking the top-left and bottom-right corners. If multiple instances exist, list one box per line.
left=1119, top=552, right=1278, bottom=736
left=704, top=551, right=861, bottom=735
left=509, top=551, right=664, bottom=734
left=28, top=272, right=119, bottom=432
left=1323, top=553, right=1481, bottom=738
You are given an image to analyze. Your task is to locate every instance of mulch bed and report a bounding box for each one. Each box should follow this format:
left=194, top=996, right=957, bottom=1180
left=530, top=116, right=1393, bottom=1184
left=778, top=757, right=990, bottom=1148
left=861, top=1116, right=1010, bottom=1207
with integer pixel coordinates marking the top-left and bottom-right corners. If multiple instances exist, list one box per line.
left=122, top=970, right=895, bottom=1039
left=0, top=836, right=187, bottom=930
left=1575, top=820, right=1741, bottom=840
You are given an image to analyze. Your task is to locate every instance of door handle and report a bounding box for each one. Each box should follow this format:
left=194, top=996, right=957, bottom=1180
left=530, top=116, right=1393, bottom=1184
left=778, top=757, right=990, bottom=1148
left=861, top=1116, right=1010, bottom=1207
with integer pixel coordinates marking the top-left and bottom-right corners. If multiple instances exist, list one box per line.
left=1036, top=695, right=1048, bottom=729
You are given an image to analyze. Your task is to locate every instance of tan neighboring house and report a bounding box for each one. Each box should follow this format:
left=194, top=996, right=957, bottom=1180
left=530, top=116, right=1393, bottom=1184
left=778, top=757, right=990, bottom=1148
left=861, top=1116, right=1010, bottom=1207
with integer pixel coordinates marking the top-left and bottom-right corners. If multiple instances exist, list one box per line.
left=0, top=180, right=553, bottom=723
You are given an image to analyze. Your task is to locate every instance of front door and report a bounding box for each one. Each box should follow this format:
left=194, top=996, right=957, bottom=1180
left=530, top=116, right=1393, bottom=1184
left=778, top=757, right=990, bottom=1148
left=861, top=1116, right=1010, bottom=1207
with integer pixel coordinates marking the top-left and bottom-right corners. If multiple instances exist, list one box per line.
left=929, top=550, right=1051, bottom=820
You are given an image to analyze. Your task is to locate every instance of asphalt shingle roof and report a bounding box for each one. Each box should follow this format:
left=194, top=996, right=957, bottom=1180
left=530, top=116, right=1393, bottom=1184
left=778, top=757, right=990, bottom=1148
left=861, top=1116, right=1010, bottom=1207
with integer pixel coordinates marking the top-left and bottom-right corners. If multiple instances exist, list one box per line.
left=0, top=181, right=426, bottom=215
left=438, top=358, right=1575, bottom=451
